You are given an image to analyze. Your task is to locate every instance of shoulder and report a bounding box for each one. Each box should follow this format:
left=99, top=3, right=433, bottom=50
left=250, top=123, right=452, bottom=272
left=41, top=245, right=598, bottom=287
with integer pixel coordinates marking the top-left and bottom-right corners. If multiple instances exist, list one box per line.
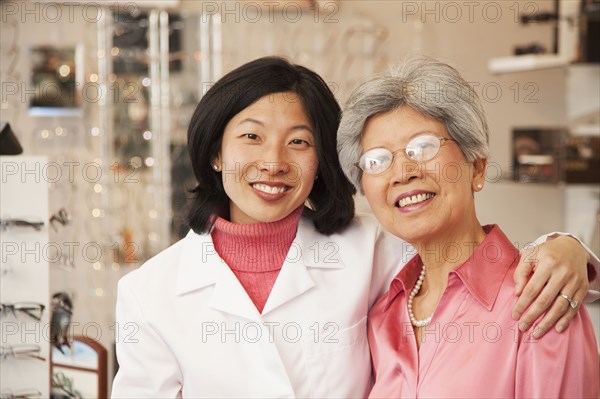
left=331, top=212, right=387, bottom=238
left=298, top=213, right=399, bottom=248
left=117, top=231, right=205, bottom=292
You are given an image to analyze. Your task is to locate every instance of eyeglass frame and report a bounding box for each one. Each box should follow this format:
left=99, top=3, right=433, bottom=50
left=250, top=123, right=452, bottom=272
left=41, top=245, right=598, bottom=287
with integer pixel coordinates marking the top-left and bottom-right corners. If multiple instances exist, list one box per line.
left=0, top=218, right=44, bottom=232
left=355, top=134, right=457, bottom=176
left=0, top=388, right=42, bottom=399
left=49, top=208, right=71, bottom=232
left=0, top=302, right=46, bottom=321
left=0, top=344, right=45, bottom=362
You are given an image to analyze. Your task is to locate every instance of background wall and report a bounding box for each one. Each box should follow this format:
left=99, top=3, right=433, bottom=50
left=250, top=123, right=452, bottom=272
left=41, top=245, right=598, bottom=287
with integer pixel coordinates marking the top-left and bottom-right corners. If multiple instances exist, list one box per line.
left=1, top=0, right=598, bottom=391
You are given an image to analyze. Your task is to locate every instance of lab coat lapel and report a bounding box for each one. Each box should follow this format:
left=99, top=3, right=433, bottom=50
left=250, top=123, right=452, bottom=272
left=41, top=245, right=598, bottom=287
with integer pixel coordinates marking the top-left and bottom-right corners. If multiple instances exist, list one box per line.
left=175, top=231, right=260, bottom=321
left=262, top=219, right=345, bottom=315
left=176, top=221, right=347, bottom=319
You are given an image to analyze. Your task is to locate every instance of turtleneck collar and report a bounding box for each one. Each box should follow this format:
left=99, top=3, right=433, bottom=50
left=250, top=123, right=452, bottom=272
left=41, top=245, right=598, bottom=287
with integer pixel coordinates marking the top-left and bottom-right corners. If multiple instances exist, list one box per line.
left=210, top=206, right=303, bottom=272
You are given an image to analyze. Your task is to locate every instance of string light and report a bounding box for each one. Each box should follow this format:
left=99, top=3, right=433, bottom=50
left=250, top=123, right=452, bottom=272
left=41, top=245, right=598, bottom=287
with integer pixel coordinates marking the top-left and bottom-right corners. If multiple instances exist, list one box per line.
left=59, top=65, right=71, bottom=77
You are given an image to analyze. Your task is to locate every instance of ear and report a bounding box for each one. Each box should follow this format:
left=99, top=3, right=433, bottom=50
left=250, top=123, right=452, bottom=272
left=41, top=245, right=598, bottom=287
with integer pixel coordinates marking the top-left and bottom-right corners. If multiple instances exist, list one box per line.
left=472, top=158, right=487, bottom=192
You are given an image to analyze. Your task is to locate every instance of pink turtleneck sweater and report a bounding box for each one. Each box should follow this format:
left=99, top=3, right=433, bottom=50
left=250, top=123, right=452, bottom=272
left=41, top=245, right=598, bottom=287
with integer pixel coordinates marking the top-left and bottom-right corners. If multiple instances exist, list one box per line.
left=210, top=207, right=303, bottom=313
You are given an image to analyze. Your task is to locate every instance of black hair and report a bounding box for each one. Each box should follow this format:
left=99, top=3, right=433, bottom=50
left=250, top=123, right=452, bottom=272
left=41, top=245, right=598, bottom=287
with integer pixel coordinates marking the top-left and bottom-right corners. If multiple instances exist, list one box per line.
left=186, top=56, right=355, bottom=235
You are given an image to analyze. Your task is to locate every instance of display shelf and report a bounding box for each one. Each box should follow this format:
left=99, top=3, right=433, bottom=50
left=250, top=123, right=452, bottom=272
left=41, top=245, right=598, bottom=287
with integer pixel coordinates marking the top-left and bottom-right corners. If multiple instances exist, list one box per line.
left=0, top=156, right=50, bottom=397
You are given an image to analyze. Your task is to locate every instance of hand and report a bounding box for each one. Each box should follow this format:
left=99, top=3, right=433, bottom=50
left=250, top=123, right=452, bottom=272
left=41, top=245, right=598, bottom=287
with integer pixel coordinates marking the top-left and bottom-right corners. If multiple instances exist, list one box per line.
left=512, top=235, right=590, bottom=339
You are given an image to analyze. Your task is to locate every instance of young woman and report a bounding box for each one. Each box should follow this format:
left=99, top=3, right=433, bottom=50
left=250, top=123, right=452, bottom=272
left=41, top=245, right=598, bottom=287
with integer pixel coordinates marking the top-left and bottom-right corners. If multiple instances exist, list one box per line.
left=112, top=57, right=597, bottom=398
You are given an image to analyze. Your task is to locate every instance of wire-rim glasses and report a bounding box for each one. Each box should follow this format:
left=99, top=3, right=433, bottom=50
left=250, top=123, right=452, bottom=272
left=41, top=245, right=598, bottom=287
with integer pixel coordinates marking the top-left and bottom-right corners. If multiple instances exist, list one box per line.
left=356, top=134, right=456, bottom=175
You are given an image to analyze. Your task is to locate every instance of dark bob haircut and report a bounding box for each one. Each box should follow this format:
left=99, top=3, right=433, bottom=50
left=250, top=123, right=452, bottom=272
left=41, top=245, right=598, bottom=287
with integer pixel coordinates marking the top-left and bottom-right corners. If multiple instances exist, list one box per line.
left=186, top=56, right=355, bottom=235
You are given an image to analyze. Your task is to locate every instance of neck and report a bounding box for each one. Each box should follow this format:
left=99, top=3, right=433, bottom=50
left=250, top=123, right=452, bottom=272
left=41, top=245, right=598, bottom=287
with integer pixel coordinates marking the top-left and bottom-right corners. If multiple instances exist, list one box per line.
left=412, top=218, right=486, bottom=292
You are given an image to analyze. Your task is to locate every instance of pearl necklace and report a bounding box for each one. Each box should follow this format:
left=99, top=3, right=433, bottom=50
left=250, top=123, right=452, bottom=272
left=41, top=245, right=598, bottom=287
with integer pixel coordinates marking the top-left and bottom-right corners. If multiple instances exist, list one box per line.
left=408, top=264, right=432, bottom=327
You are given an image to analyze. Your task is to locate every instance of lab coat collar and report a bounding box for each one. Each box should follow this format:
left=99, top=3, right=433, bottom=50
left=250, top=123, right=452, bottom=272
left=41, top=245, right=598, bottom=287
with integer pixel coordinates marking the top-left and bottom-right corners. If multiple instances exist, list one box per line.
left=175, top=218, right=346, bottom=319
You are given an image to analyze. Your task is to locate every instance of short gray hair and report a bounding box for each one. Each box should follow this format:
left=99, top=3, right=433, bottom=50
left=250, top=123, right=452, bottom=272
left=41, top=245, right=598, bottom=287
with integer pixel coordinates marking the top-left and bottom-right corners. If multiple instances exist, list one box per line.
left=337, top=56, right=490, bottom=193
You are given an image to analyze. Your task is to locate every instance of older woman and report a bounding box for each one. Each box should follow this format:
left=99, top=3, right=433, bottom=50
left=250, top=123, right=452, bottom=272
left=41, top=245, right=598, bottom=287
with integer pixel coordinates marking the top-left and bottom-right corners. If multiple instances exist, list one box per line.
left=338, top=57, right=599, bottom=398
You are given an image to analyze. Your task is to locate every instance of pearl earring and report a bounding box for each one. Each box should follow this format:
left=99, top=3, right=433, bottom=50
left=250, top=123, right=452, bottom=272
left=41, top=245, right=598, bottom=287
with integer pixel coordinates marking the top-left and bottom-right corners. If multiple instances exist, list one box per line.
left=477, top=184, right=482, bottom=189
left=212, top=164, right=219, bottom=171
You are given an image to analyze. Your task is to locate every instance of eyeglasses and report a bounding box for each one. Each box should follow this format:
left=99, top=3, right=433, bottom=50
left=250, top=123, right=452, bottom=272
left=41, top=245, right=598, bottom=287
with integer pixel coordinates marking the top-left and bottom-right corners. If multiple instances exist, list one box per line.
left=52, top=372, right=80, bottom=399
left=356, top=134, right=456, bottom=175
left=0, top=389, right=42, bottom=399
left=0, top=302, right=45, bottom=321
left=49, top=208, right=71, bottom=232
left=0, top=345, right=45, bottom=362
left=0, top=218, right=44, bottom=232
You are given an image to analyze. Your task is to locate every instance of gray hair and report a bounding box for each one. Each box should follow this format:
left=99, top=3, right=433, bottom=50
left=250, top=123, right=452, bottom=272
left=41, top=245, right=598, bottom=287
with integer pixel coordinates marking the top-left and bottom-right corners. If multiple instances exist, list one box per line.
left=337, top=56, right=490, bottom=193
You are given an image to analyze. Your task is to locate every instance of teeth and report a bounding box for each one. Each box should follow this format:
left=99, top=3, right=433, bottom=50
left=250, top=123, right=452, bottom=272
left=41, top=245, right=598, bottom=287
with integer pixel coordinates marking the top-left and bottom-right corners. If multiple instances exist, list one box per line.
left=397, top=193, right=435, bottom=208
left=252, top=183, right=288, bottom=194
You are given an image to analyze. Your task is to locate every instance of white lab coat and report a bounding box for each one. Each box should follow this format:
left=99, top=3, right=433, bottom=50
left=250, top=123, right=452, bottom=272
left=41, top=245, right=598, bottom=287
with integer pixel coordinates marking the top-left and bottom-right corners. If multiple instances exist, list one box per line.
left=111, top=214, right=408, bottom=398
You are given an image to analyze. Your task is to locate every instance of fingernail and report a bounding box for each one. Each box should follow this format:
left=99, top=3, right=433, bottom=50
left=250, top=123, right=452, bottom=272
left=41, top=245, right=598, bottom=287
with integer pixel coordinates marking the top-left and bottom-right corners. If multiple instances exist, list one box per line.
left=532, top=327, right=543, bottom=339
left=556, top=324, right=565, bottom=333
left=512, top=311, right=521, bottom=320
left=519, top=322, right=530, bottom=332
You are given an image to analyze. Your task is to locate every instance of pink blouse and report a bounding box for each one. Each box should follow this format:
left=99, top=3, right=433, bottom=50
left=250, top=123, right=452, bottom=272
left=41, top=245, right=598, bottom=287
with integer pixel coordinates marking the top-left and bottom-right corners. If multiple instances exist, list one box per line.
left=368, top=225, right=599, bottom=399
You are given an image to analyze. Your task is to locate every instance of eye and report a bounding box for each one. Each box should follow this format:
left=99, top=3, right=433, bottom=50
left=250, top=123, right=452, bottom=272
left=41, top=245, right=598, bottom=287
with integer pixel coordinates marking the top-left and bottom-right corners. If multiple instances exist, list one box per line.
left=242, top=133, right=260, bottom=141
left=358, top=148, right=393, bottom=174
left=407, top=135, right=440, bottom=161
left=289, top=138, right=311, bottom=146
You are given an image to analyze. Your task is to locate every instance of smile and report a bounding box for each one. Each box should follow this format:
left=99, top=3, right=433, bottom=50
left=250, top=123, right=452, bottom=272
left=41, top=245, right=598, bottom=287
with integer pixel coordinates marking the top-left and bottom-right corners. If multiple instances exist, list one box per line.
left=251, top=183, right=290, bottom=194
left=396, top=193, right=435, bottom=208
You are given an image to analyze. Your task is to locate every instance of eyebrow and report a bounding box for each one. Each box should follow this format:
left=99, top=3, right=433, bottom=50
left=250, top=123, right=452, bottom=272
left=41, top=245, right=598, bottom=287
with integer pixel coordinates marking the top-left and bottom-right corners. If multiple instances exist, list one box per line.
left=237, top=118, right=314, bottom=134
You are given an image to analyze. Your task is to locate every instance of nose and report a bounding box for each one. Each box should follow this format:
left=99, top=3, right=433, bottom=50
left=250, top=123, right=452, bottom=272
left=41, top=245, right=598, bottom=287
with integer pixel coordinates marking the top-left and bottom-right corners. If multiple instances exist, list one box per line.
left=259, top=144, right=290, bottom=175
left=389, top=155, right=422, bottom=186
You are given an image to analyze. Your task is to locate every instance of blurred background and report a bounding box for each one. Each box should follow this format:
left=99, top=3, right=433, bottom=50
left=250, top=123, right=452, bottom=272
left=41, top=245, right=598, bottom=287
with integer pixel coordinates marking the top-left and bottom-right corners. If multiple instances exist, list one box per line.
left=1, top=0, right=598, bottom=397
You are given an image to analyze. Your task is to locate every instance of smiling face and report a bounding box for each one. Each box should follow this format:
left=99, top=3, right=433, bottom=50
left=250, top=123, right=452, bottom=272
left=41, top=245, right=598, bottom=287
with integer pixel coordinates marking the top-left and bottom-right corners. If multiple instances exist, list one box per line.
left=360, top=106, right=486, bottom=246
left=214, top=92, right=318, bottom=224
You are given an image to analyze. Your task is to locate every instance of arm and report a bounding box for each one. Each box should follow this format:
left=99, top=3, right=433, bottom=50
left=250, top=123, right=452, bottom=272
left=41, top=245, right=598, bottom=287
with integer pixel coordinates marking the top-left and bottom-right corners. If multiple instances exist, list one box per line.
left=368, top=223, right=410, bottom=308
left=512, top=233, right=600, bottom=338
left=515, top=307, right=599, bottom=398
left=111, top=275, right=182, bottom=398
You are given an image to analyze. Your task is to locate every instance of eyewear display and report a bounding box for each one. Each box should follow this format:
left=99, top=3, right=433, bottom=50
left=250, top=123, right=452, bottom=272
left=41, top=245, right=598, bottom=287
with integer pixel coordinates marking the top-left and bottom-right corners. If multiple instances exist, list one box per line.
left=0, top=389, right=42, bottom=399
left=356, top=134, right=456, bottom=175
left=0, top=218, right=44, bottom=232
left=52, top=372, right=81, bottom=399
left=49, top=208, right=71, bottom=232
left=0, top=345, right=45, bottom=362
left=51, top=254, right=76, bottom=271
left=0, top=302, right=45, bottom=321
